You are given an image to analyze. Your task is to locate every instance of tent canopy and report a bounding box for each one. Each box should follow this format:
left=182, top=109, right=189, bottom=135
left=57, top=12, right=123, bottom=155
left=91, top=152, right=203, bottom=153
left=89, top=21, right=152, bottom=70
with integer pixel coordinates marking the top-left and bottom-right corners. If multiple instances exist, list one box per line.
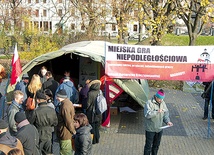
left=8, top=41, right=149, bottom=107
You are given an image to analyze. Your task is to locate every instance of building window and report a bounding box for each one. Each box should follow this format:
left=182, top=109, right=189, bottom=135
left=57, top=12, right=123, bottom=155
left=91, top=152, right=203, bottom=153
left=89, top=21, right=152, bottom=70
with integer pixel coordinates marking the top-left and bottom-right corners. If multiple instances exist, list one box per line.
left=44, top=21, right=48, bottom=31
left=58, top=0, right=62, bottom=3
left=43, top=10, right=47, bottom=17
left=28, top=0, right=31, bottom=3
left=49, top=22, right=52, bottom=30
left=101, top=24, right=105, bottom=31
left=34, top=21, right=39, bottom=26
left=71, top=23, right=75, bottom=30
left=58, top=9, right=62, bottom=17
left=43, top=0, right=46, bottom=3
left=40, top=21, right=42, bottom=29
left=133, top=25, right=137, bottom=31
left=35, top=9, right=39, bottom=17
left=112, top=24, right=116, bottom=31
left=36, top=0, right=39, bottom=3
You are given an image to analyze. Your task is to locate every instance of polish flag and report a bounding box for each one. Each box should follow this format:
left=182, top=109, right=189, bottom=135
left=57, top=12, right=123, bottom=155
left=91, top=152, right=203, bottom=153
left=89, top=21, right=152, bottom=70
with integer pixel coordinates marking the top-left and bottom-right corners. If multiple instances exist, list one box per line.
left=10, top=44, right=22, bottom=85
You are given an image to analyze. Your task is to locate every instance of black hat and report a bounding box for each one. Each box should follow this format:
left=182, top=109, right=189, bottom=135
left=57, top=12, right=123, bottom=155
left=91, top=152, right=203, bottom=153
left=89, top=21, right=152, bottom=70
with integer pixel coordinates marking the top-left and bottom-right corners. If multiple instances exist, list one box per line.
left=36, top=90, right=47, bottom=100
left=56, top=89, right=67, bottom=98
left=15, top=112, right=26, bottom=123
left=0, top=119, right=8, bottom=129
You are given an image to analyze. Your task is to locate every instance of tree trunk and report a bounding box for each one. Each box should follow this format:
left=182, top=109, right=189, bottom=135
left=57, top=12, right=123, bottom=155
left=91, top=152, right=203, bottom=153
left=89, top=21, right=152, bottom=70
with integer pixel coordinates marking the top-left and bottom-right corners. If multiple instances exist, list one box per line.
left=87, top=18, right=96, bottom=40
left=188, top=33, right=197, bottom=46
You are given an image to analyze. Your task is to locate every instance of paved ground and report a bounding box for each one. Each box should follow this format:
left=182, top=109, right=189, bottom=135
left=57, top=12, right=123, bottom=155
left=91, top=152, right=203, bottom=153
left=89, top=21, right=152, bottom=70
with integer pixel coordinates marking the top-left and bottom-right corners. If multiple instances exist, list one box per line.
left=2, top=80, right=214, bottom=155
left=88, top=88, right=214, bottom=155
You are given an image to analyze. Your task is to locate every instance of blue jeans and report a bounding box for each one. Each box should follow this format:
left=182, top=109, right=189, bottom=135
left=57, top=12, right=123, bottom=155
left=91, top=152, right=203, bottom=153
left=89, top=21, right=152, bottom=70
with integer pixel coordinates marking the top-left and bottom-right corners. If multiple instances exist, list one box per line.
left=144, top=130, right=163, bottom=155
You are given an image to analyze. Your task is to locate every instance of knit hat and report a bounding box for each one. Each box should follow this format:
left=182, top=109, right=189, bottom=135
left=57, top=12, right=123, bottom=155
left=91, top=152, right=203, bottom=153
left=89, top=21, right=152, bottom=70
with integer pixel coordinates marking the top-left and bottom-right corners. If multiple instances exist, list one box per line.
left=36, top=90, right=47, bottom=100
left=155, top=89, right=165, bottom=99
left=22, top=73, right=29, bottom=79
left=56, top=89, right=67, bottom=98
left=0, top=119, right=8, bottom=129
left=15, top=112, right=26, bottom=123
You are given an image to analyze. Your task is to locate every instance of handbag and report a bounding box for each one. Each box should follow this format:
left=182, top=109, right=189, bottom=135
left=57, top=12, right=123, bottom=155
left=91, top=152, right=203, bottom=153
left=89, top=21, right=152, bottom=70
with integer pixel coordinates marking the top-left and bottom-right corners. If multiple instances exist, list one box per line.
left=26, top=95, right=36, bottom=110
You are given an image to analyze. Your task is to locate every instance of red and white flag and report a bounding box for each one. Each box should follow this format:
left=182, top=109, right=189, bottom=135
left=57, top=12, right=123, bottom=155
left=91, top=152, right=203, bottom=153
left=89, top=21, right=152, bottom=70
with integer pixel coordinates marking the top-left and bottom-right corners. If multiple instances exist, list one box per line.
left=10, top=44, right=22, bottom=85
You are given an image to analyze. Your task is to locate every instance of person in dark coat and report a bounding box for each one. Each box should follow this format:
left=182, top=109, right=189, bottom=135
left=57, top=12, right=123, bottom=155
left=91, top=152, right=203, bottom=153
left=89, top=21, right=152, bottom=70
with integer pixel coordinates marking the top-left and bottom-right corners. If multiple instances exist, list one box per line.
left=79, top=79, right=91, bottom=114
left=0, top=119, right=24, bottom=154
left=202, top=81, right=214, bottom=119
left=14, top=112, right=40, bottom=155
left=42, top=71, right=59, bottom=98
left=56, top=89, right=76, bottom=155
left=86, top=80, right=102, bottom=144
left=73, top=113, right=92, bottom=155
left=31, top=90, right=58, bottom=155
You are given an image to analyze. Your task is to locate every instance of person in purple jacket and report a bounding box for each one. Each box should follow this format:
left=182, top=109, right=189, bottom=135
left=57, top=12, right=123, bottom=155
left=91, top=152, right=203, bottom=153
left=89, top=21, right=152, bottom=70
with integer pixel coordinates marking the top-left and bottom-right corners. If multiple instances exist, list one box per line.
left=79, top=79, right=91, bottom=114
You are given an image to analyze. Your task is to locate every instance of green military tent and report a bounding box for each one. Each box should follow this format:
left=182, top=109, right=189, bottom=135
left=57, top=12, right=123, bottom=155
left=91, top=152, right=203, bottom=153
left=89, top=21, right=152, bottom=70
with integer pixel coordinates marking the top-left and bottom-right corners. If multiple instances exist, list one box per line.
left=7, top=41, right=149, bottom=107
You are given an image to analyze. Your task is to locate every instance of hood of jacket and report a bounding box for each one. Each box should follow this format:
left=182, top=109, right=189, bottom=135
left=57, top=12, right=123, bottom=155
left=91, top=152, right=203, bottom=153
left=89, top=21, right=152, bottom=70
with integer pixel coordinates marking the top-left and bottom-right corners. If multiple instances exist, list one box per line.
left=62, top=80, right=74, bottom=88
left=76, top=124, right=92, bottom=136
left=0, top=132, right=17, bottom=148
left=88, top=80, right=101, bottom=91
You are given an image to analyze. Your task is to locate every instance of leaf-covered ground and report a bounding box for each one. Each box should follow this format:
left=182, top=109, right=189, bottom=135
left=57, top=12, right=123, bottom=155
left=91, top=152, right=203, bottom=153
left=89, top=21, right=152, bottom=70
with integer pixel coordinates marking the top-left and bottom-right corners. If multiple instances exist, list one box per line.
left=148, top=80, right=183, bottom=90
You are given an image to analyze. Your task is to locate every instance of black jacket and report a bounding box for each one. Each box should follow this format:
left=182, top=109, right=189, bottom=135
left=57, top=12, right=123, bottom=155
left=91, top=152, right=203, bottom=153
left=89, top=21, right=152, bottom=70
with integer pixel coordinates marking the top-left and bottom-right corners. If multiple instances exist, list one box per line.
left=86, top=80, right=102, bottom=124
left=203, top=82, right=213, bottom=99
left=42, top=77, right=59, bottom=97
left=74, top=125, right=92, bottom=155
left=16, top=120, right=40, bottom=155
left=31, top=102, right=58, bottom=140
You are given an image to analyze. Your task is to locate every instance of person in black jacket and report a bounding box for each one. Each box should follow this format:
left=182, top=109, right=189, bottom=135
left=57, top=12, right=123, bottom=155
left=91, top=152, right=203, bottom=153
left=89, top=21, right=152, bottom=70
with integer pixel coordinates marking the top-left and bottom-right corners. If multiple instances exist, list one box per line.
left=42, top=71, right=59, bottom=98
left=14, top=112, right=40, bottom=155
left=31, top=90, right=58, bottom=155
left=74, top=113, right=92, bottom=155
left=86, top=80, right=102, bottom=144
left=202, top=82, right=214, bottom=120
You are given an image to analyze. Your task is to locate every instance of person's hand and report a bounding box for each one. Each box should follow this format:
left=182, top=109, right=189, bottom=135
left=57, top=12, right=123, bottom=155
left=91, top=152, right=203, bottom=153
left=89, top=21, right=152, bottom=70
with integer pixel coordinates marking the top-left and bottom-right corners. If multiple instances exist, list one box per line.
left=158, top=109, right=164, bottom=113
left=167, top=122, right=173, bottom=126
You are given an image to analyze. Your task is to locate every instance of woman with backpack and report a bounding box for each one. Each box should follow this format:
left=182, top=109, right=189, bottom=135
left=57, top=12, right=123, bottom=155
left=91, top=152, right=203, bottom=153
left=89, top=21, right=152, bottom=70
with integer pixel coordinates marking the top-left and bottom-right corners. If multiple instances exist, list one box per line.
left=86, top=80, right=102, bottom=144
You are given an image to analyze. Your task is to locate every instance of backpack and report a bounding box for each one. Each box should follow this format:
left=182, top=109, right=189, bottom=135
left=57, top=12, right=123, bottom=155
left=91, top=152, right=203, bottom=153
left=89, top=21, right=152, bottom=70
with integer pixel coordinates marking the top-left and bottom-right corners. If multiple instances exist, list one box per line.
left=95, top=90, right=107, bottom=115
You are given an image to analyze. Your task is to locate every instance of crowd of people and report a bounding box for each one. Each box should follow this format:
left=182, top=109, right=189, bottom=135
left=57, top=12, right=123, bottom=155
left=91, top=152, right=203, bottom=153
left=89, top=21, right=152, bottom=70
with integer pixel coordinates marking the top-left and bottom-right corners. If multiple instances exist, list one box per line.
left=0, top=66, right=102, bottom=155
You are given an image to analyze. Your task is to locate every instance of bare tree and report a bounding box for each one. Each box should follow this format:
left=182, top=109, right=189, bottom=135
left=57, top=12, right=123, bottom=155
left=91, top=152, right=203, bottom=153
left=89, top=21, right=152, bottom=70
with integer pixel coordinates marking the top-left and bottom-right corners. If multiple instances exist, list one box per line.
left=70, top=0, right=108, bottom=40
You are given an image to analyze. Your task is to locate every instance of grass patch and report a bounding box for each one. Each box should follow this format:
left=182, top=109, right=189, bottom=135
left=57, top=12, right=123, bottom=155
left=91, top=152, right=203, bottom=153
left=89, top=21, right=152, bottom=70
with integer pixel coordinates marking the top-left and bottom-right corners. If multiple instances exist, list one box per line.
left=161, top=34, right=214, bottom=46
left=0, top=55, right=12, bottom=59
